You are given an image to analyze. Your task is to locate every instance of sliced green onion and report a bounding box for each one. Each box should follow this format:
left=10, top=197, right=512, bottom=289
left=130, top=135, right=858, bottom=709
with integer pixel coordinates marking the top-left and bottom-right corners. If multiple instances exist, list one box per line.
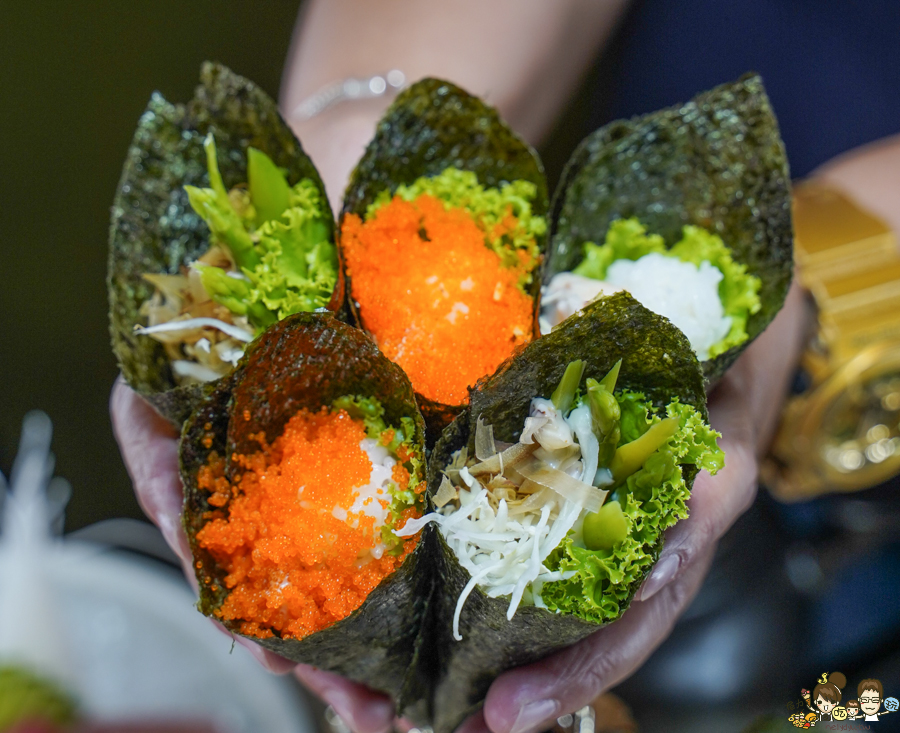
left=551, top=360, right=585, bottom=414
left=248, top=147, right=292, bottom=225
left=582, top=499, right=628, bottom=551
left=610, top=417, right=679, bottom=483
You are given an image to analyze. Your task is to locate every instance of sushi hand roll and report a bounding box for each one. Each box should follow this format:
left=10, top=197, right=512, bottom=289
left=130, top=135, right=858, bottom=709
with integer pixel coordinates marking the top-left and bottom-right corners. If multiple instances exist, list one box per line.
left=180, top=313, right=432, bottom=716
left=110, top=68, right=798, bottom=731
left=410, top=292, right=722, bottom=731
left=109, top=63, right=340, bottom=425
left=135, top=133, right=337, bottom=384
left=340, top=79, right=549, bottom=441
left=543, top=74, right=793, bottom=383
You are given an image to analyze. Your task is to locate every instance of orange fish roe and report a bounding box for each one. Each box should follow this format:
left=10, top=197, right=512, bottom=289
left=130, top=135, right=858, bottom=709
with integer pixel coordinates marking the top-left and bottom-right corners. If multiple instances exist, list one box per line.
left=341, top=194, right=535, bottom=405
left=195, top=407, right=420, bottom=640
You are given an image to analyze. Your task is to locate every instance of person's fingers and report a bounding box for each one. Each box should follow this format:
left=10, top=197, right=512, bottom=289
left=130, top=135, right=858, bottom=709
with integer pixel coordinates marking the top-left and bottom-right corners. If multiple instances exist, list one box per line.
left=482, top=546, right=715, bottom=733
left=634, top=384, right=758, bottom=603
left=294, top=665, right=396, bottom=733
left=392, top=718, right=422, bottom=733
left=109, top=377, right=190, bottom=566
left=712, top=280, right=809, bottom=457
left=633, top=453, right=754, bottom=603
left=635, top=281, right=808, bottom=602
left=111, top=377, right=299, bottom=674
left=455, top=710, right=491, bottom=733
left=205, top=620, right=296, bottom=674
left=629, top=338, right=766, bottom=603
left=234, top=639, right=296, bottom=674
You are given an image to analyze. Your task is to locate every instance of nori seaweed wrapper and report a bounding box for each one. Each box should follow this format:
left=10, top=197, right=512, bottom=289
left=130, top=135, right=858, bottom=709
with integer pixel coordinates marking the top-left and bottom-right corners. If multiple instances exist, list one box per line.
left=425, top=291, right=707, bottom=732
left=546, top=73, right=793, bottom=384
left=108, top=62, right=340, bottom=426
left=180, top=313, right=433, bottom=716
left=340, top=78, right=549, bottom=442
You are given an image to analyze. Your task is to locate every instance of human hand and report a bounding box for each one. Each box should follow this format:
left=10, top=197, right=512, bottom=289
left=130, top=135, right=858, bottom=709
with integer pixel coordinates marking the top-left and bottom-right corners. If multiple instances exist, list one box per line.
left=323, top=281, right=807, bottom=733
left=110, top=375, right=416, bottom=727
left=109, top=377, right=295, bottom=675
left=462, top=282, right=809, bottom=733
left=287, top=286, right=805, bottom=733
left=110, top=282, right=807, bottom=732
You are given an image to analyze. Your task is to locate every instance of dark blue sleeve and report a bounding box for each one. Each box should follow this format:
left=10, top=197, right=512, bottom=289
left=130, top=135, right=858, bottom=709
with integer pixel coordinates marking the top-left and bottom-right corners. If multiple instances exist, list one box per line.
left=596, top=0, right=900, bottom=177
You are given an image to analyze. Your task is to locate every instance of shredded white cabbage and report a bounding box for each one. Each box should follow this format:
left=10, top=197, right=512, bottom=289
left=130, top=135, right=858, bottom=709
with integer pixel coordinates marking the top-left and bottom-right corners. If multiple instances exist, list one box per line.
left=396, top=393, right=606, bottom=640
left=136, top=245, right=256, bottom=386
left=135, top=317, right=254, bottom=343
left=171, top=360, right=223, bottom=382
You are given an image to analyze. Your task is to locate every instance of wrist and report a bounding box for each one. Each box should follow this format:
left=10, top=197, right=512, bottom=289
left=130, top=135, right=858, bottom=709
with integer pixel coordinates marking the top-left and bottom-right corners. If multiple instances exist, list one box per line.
left=285, top=102, right=388, bottom=214
left=812, top=133, right=900, bottom=233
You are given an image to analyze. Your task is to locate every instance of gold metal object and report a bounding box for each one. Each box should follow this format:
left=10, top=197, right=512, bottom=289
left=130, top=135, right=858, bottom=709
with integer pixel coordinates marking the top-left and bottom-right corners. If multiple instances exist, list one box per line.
left=553, top=693, right=637, bottom=733
left=765, top=182, right=900, bottom=500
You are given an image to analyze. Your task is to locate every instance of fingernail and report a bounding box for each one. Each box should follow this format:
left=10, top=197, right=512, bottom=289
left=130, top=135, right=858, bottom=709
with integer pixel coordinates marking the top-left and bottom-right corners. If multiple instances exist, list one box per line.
left=637, top=553, right=680, bottom=602
left=323, top=687, right=393, bottom=732
left=510, top=699, right=560, bottom=733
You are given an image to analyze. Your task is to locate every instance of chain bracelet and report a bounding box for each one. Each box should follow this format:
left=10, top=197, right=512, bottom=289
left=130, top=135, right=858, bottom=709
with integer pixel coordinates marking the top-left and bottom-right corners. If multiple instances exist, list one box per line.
left=291, top=70, right=407, bottom=121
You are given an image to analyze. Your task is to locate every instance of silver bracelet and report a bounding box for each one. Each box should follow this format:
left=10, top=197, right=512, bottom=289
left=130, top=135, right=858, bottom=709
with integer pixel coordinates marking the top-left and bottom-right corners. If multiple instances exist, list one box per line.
left=291, top=70, right=407, bottom=121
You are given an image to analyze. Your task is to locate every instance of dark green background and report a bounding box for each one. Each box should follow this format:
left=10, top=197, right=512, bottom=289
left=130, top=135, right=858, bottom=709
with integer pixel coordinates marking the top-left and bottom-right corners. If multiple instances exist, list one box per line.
left=0, top=2, right=302, bottom=530
left=0, top=2, right=595, bottom=531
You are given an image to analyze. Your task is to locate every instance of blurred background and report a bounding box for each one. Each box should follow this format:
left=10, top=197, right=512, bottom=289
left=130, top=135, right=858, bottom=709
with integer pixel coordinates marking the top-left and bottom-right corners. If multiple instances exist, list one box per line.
left=2, top=2, right=899, bottom=732
left=1, top=2, right=305, bottom=531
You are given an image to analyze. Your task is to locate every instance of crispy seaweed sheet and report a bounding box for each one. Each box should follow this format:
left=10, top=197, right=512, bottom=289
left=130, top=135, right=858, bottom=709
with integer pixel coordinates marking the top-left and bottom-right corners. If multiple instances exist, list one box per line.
left=546, top=73, right=792, bottom=384
left=180, top=313, right=434, bottom=716
left=340, top=78, right=549, bottom=441
left=108, top=62, right=338, bottom=425
left=425, top=292, right=707, bottom=732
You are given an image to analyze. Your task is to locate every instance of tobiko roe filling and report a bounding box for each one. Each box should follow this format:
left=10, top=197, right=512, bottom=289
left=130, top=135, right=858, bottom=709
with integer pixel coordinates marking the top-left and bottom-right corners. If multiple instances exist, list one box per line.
left=341, top=186, right=538, bottom=406
left=195, top=404, right=422, bottom=640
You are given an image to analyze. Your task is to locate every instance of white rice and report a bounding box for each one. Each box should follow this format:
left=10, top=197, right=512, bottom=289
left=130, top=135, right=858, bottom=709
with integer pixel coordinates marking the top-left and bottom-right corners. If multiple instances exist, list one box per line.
left=330, top=437, right=398, bottom=560
left=539, top=273, right=620, bottom=335
left=542, top=253, right=731, bottom=360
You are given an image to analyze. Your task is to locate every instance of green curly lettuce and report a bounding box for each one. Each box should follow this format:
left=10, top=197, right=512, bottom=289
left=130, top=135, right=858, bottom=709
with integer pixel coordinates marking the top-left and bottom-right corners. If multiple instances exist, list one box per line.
left=573, top=218, right=762, bottom=359
left=539, top=389, right=723, bottom=623
left=572, top=218, right=666, bottom=279
left=185, top=135, right=337, bottom=332
left=368, top=167, right=546, bottom=286
left=331, top=395, right=426, bottom=554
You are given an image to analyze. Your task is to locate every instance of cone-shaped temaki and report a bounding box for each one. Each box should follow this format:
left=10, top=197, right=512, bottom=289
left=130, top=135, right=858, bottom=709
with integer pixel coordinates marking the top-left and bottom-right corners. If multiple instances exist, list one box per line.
left=543, top=74, right=793, bottom=384
left=109, top=63, right=340, bottom=425
left=113, top=67, right=790, bottom=728
left=180, top=313, right=432, bottom=714
left=407, top=292, right=723, bottom=731
left=340, top=78, right=549, bottom=442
